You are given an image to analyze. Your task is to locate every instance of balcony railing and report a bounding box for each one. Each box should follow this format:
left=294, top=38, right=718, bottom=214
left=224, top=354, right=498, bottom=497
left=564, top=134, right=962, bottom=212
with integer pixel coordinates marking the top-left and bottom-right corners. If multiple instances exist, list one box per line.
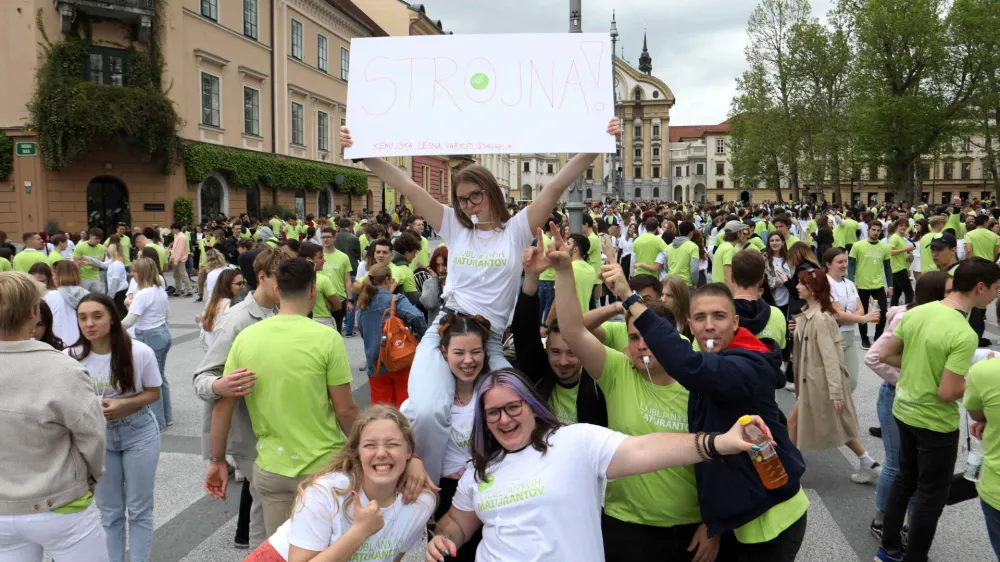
left=57, top=0, right=155, bottom=41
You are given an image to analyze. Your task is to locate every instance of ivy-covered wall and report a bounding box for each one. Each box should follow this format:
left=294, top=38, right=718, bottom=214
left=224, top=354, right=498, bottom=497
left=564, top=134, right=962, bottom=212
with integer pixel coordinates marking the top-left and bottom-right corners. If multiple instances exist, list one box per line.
left=0, top=135, right=12, bottom=179
left=182, top=143, right=369, bottom=196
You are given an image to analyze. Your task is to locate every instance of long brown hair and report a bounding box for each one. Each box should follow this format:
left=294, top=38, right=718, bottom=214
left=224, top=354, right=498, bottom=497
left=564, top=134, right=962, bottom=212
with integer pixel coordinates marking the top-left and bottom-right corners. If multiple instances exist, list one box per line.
left=661, top=275, right=690, bottom=332
left=52, top=260, right=82, bottom=287
left=70, top=293, right=136, bottom=395
left=787, top=241, right=820, bottom=269
left=451, top=164, right=511, bottom=230
left=429, top=245, right=448, bottom=276
left=202, top=269, right=242, bottom=332
left=357, top=263, right=393, bottom=310
left=765, top=231, right=789, bottom=270
left=797, top=269, right=835, bottom=314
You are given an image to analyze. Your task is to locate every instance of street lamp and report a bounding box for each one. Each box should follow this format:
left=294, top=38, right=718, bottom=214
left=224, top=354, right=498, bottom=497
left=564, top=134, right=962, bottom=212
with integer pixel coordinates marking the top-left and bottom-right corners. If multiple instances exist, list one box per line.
left=566, top=0, right=584, bottom=233
left=610, top=11, right=619, bottom=202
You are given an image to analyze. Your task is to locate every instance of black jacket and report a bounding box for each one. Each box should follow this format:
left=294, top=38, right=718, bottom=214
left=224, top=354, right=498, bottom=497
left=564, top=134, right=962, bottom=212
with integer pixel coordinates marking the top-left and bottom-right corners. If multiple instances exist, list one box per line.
left=512, top=290, right=608, bottom=427
left=634, top=309, right=806, bottom=537
left=391, top=252, right=421, bottom=307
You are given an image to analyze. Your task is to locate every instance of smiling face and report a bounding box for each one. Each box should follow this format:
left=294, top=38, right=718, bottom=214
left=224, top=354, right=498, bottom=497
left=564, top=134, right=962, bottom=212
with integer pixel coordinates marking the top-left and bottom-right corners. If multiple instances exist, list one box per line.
left=442, top=333, right=486, bottom=385
left=77, top=300, right=112, bottom=343
left=827, top=252, right=848, bottom=278
left=483, top=385, right=535, bottom=451
left=545, top=331, right=583, bottom=383
left=768, top=232, right=783, bottom=253
left=358, top=419, right=411, bottom=486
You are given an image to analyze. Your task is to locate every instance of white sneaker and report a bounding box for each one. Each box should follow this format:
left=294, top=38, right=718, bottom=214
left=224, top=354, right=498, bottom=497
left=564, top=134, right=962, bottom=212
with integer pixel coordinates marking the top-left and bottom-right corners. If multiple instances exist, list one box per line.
left=358, top=364, right=367, bottom=372
left=784, top=382, right=796, bottom=392
left=235, top=469, right=246, bottom=483
left=851, top=462, right=882, bottom=484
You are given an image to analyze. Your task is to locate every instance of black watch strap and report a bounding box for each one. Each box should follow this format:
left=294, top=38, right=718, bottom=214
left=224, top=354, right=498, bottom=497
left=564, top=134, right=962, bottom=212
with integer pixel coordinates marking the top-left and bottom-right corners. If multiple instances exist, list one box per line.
left=622, top=291, right=642, bottom=311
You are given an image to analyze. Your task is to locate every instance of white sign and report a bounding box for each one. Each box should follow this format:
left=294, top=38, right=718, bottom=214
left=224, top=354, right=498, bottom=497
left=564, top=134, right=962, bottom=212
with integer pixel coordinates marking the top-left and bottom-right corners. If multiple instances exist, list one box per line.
left=344, top=33, right=615, bottom=158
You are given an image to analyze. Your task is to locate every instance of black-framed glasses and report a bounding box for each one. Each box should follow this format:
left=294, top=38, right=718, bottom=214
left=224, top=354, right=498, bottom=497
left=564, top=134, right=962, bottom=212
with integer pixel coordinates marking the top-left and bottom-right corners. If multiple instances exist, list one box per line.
left=484, top=399, right=525, bottom=423
left=457, top=190, right=485, bottom=209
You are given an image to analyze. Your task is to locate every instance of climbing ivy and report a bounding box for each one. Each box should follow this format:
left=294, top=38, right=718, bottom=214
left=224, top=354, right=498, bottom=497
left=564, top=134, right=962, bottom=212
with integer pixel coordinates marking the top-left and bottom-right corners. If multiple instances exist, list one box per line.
left=182, top=143, right=369, bottom=195
left=0, top=135, right=12, bottom=179
left=173, top=197, right=194, bottom=227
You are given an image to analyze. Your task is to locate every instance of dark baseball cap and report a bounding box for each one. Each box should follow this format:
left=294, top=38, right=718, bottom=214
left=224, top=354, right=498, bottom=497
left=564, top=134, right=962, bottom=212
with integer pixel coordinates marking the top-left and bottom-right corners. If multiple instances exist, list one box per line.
left=929, top=231, right=957, bottom=250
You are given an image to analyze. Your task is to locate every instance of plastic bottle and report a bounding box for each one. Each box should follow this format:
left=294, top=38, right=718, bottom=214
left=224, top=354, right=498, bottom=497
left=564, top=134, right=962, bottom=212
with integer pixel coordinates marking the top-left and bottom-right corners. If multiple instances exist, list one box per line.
left=871, top=302, right=880, bottom=325
left=965, top=437, right=983, bottom=483
left=739, top=415, right=788, bottom=490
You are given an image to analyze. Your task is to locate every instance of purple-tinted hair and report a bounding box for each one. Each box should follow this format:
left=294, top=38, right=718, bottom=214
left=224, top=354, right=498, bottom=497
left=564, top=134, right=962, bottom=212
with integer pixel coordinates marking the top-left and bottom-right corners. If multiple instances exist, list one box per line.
left=470, top=369, right=562, bottom=483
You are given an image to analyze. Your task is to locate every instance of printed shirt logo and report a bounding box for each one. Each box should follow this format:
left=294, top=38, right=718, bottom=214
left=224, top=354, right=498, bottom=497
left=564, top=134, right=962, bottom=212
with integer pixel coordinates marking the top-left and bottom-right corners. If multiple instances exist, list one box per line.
left=351, top=535, right=405, bottom=562
left=476, top=476, right=545, bottom=512
left=477, top=475, right=496, bottom=492
left=454, top=249, right=508, bottom=268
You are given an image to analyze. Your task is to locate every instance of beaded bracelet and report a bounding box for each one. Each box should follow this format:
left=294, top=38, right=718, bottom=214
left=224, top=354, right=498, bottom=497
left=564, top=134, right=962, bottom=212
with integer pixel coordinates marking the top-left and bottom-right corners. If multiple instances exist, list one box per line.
left=694, top=431, right=709, bottom=462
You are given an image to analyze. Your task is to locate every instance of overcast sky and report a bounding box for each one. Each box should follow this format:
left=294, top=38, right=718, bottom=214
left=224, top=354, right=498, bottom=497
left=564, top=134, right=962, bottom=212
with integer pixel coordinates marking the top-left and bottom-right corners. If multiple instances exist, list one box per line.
left=411, top=0, right=835, bottom=125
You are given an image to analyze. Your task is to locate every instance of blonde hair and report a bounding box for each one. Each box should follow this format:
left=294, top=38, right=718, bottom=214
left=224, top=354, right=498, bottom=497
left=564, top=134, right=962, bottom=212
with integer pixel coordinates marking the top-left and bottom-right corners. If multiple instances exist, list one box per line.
left=52, top=260, right=82, bottom=287
left=0, top=271, right=46, bottom=335
left=202, top=248, right=228, bottom=272
left=291, top=405, right=434, bottom=522
left=357, top=263, right=394, bottom=310
left=106, top=240, right=125, bottom=262
left=133, top=258, right=163, bottom=289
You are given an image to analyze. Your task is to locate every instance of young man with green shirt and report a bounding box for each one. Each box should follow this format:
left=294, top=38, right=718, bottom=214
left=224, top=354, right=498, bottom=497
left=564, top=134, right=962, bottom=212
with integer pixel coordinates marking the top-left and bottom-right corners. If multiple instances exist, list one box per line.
left=773, top=216, right=801, bottom=249
left=403, top=215, right=430, bottom=270
left=963, top=356, right=1000, bottom=558
left=582, top=215, right=604, bottom=306
left=712, top=221, right=750, bottom=285
left=389, top=232, right=421, bottom=307
left=205, top=257, right=360, bottom=536
left=930, top=231, right=960, bottom=275
left=298, top=242, right=341, bottom=329
left=105, top=223, right=131, bottom=268
left=919, top=215, right=947, bottom=274
left=73, top=228, right=107, bottom=293
left=842, top=211, right=861, bottom=254
left=965, top=213, right=998, bottom=347
left=633, top=217, right=667, bottom=278
left=887, top=219, right=915, bottom=306
left=565, top=234, right=597, bottom=313
left=668, top=221, right=700, bottom=291
left=141, top=227, right=168, bottom=270
left=47, top=234, right=67, bottom=266
left=849, top=221, right=893, bottom=348
left=319, top=228, right=354, bottom=333
left=12, top=232, right=47, bottom=273
left=875, top=257, right=1000, bottom=562
left=536, top=219, right=560, bottom=324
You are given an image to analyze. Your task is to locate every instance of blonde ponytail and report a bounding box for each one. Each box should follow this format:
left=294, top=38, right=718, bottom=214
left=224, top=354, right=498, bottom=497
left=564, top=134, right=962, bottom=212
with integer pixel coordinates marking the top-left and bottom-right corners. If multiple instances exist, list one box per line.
left=357, top=263, right=393, bottom=310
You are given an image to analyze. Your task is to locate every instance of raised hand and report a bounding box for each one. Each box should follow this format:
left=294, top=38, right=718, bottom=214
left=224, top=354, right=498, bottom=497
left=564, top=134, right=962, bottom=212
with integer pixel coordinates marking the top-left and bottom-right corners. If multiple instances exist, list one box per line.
left=339, top=126, right=354, bottom=149
left=522, top=228, right=552, bottom=275
left=544, top=221, right=572, bottom=270
left=600, top=263, right=631, bottom=301
left=607, top=117, right=622, bottom=139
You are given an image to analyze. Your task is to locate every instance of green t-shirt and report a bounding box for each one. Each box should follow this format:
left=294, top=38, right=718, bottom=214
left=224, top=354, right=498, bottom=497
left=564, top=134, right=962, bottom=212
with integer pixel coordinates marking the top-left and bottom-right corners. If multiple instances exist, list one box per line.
left=269, top=218, right=282, bottom=234
left=832, top=223, right=845, bottom=248
left=602, top=321, right=628, bottom=352
left=284, top=224, right=300, bottom=240
left=848, top=240, right=890, bottom=290
left=633, top=233, right=667, bottom=278
left=894, top=301, right=977, bottom=433
left=47, top=251, right=64, bottom=266
left=712, top=241, right=737, bottom=283
left=734, top=487, right=810, bottom=544
left=359, top=234, right=370, bottom=257
left=73, top=242, right=106, bottom=280
left=571, top=259, right=596, bottom=313
left=754, top=220, right=772, bottom=237
left=599, top=348, right=700, bottom=527
left=919, top=232, right=938, bottom=273
left=312, top=273, right=337, bottom=318
left=804, top=220, right=817, bottom=245
left=747, top=237, right=765, bottom=253
left=51, top=492, right=95, bottom=514
left=321, top=250, right=352, bottom=298
left=964, top=358, right=1000, bottom=511
left=966, top=227, right=999, bottom=261
left=224, top=314, right=353, bottom=478
left=715, top=230, right=725, bottom=249
left=888, top=233, right=911, bottom=274
left=549, top=383, right=579, bottom=425
left=389, top=263, right=418, bottom=293
left=667, top=240, right=699, bottom=287
left=13, top=249, right=47, bottom=273
left=946, top=212, right=967, bottom=239
left=0, top=257, right=10, bottom=272
left=539, top=235, right=556, bottom=282
left=238, top=230, right=252, bottom=239
left=410, top=236, right=430, bottom=271
left=783, top=235, right=801, bottom=249
left=586, top=233, right=603, bottom=286
left=106, top=235, right=131, bottom=265
left=147, top=243, right=168, bottom=269
left=842, top=219, right=860, bottom=244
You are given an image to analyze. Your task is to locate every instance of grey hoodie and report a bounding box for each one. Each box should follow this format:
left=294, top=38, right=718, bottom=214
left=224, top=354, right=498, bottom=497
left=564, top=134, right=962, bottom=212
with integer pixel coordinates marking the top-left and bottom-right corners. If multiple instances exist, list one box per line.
left=57, top=285, right=91, bottom=310
left=258, top=226, right=275, bottom=242
left=670, top=236, right=700, bottom=286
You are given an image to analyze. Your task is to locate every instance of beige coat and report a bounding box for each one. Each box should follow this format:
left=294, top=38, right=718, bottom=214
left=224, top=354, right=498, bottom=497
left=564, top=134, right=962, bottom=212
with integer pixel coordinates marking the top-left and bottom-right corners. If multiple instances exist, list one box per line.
left=792, top=305, right=859, bottom=451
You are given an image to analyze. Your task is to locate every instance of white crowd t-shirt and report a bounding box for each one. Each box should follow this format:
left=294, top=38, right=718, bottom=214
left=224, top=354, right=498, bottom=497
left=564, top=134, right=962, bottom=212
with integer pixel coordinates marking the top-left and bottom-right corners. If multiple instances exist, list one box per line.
left=828, top=274, right=859, bottom=333
left=43, top=290, right=80, bottom=346
left=442, top=391, right=478, bottom=478
left=267, top=472, right=434, bottom=562
left=438, top=206, right=533, bottom=332
left=205, top=267, right=226, bottom=300
left=452, top=423, right=627, bottom=562
left=65, top=339, right=162, bottom=399
left=129, top=286, right=169, bottom=331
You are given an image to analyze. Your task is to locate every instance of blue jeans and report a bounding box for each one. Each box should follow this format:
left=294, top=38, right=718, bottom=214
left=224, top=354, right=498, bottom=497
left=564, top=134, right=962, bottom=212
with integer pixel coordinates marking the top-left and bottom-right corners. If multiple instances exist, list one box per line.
left=407, top=309, right=511, bottom=484
left=96, top=406, right=160, bottom=562
left=134, top=324, right=172, bottom=430
left=537, top=280, right=555, bottom=324
left=875, top=382, right=916, bottom=516
left=982, top=499, right=1000, bottom=558
left=345, top=275, right=357, bottom=335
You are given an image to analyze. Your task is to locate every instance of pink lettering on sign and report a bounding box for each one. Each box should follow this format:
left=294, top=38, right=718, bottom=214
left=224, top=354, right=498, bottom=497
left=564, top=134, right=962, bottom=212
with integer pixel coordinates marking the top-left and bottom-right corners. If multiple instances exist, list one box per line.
left=558, top=60, right=589, bottom=112
left=501, top=61, right=523, bottom=107
left=363, top=57, right=396, bottom=116
left=433, top=57, right=462, bottom=111
left=529, top=60, right=555, bottom=108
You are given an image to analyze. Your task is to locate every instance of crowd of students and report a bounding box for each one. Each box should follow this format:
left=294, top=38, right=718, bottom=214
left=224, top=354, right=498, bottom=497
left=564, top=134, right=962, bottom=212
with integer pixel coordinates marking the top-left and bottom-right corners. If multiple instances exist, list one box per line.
left=3, top=116, right=1000, bottom=561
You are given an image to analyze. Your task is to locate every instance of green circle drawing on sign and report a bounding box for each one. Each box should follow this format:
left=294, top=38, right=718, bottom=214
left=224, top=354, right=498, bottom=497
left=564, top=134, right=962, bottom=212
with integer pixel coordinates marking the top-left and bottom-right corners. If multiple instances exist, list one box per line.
left=470, top=73, right=490, bottom=90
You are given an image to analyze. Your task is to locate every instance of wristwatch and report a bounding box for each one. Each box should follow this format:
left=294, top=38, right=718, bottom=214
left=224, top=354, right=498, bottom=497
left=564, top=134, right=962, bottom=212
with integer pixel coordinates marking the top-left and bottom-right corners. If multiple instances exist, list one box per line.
left=622, top=291, right=642, bottom=312
left=209, top=456, right=227, bottom=463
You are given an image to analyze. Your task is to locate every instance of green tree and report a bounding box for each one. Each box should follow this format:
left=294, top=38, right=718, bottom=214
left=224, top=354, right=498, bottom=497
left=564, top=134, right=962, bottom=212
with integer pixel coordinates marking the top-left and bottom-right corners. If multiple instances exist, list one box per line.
left=730, top=64, right=788, bottom=201
left=957, top=0, right=1000, bottom=198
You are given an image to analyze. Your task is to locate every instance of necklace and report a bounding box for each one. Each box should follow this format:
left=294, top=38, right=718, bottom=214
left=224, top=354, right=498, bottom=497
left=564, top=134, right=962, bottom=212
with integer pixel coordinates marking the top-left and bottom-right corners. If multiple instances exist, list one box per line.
left=733, top=292, right=758, bottom=301
left=943, top=297, right=970, bottom=316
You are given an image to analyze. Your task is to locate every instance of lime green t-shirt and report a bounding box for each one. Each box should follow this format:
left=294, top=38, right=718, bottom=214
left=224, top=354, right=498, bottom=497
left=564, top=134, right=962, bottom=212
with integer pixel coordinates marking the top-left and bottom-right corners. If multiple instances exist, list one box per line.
left=888, top=233, right=911, bottom=273
left=715, top=230, right=725, bottom=249
left=832, top=223, right=846, bottom=249
left=571, top=259, right=596, bottom=313
left=964, top=358, right=1000, bottom=511
left=894, top=301, right=977, bottom=433
left=754, top=220, right=772, bottom=237
left=734, top=487, right=810, bottom=544
left=549, top=383, right=579, bottom=425
left=783, top=235, right=801, bottom=249
left=587, top=233, right=603, bottom=286
left=321, top=250, right=352, bottom=298
left=284, top=224, right=300, bottom=241
left=269, top=218, right=282, bottom=234
left=747, top=237, right=765, bottom=253
left=106, top=235, right=132, bottom=265
left=13, top=249, right=47, bottom=273
left=966, top=227, right=1000, bottom=261
left=147, top=243, right=168, bottom=269
left=848, top=240, right=890, bottom=290
left=919, top=232, right=938, bottom=273
left=599, top=348, right=700, bottom=527
left=602, top=321, right=628, bottom=352
left=667, top=240, right=699, bottom=287
left=51, top=492, right=95, bottom=514
left=633, top=233, right=667, bottom=278
left=224, top=314, right=353, bottom=478
left=312, top=273, right=337, bottom=318
left=0, top=257, right=11, bottom=272
left=410, top=236, right=430, bottom=271
left=389, top=262, right=418, bottom=293
left=842, top=219, right=860, bottom=244
left=238, top=230, right=252, bottom=239
left=804, top=220, right=817, bottom=245
left=47, top=251, right=64, bottom=266
left=946, top=212, right=967, bottom=239
left=73, top=241, right=107, bottom=280
left=359, top=234, right=370, bottom=257
left=712, top=241, right=737, bottom=283
left=539, top=235, right=556, bottom=282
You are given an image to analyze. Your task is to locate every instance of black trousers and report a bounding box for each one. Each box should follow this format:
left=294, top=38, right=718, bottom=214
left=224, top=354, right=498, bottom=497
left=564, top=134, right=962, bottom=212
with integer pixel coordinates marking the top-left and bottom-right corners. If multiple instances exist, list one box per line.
left=434, top=477, right=481, bottom=562
left=719, top=513, right=807, bottom=562
left=601, top=513, right=701, bottom=562
left=891, top=270, right=914, bottom=307
left=234, top=479, right=252, bottom=543
left=881, top=418, right=959, bottom=561
left=858, top=287, right=887, bottom=343
left=970, top=306, right=987, bottom=341
left=332, top=306, right=346, bottom=333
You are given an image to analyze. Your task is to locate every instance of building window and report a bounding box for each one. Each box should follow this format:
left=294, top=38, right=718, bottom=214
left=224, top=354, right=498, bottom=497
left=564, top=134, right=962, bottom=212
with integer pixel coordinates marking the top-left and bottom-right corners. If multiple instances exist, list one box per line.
left=586, top=168, right=593, bottom=180
left=523, top=161, right=530, bottom=172
left=696, top=163, right=704, bottom=176
left=962, top=162, right=971, bottom=179
left=675, top=166, right=682, bottom=177
left=243, top=87, right=260, bottom=136
left=422, top=166, right=430, bottom=192
left=634, top=187, right=642, bottom=198
left=921, top=163, right=932, bottom=179
left=201, top=73, right=220, bottom=127
left=652, top=125, right=660, bottom=138
left=685, top=165, right=690, bottom=176
left=944, top=162, right=954, bottom=180
left=633, top=88, right=642, bottom=101
left=291, top=19, right=303, bottom=60
left=634, top=125, right=642, bottom=139
left=317, top=34, right=328, bottom=72
left=291, top=102, right=304, bottom=145
left=547, top=164, right=554, bottom=174
left=634, top=167, right=642, bottom=179
left=243, top=0, right=258, bottom=39
left=733, top=180, right=741, bottom=190
left=341, top=48, right=350, bottom=81
left=652, top=166, right=659, bottom=179
left=869, top=164, right=879, bottom=180
left=715, top=139, right=725, bottom=154
left=86, top=47, right=126, bottom=86
left=653, top=187, right=660, bottom=198
left=716, top=162, right=724, bottom=176
left=317, top=111, right=329, bottom=152
left=716, top=180, right=724, bottom=189
left=634, top=147, right=642, bottom=159
left=963, top=137, right=971, bottom=151
left=586, top=188, right=593, bottom=199
left=201, top=0, right=218, bottom=21
left=652, top=147, right=660, bottom=158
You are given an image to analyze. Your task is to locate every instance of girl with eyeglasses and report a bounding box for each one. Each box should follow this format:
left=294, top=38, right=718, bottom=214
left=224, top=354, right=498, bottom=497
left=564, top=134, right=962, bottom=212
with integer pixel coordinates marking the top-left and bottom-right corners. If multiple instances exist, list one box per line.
left=340, top=119, right=623, bottom=485
left=426, top=370, right=772, bottom=562
left=196, top=268, right=244, bottom=348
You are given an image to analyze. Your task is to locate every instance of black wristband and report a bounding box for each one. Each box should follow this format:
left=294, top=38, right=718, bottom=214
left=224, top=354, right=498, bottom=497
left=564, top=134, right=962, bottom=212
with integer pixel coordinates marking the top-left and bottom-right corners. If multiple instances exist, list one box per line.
left=707, top=432, right=719, bottom=458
